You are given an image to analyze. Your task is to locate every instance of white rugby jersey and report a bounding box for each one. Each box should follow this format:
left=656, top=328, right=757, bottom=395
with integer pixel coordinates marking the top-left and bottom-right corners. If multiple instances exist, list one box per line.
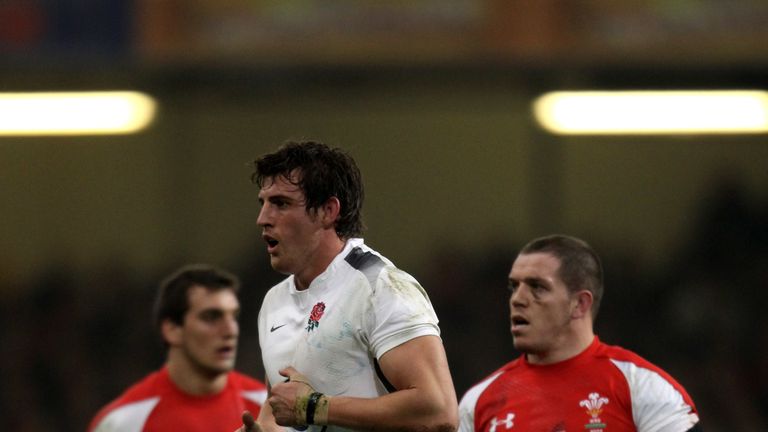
left=258, top=238, right=440, bottom=431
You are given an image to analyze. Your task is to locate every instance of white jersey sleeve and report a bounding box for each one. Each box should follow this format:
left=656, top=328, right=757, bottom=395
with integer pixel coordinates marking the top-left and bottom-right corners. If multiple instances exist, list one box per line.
left=91, top=398, right=159, bottom=432
left=457, top=372, right=503, bottom=432
left=611, top=360, right=700, bottom=432
left=365, top=266, right=440, bottom=359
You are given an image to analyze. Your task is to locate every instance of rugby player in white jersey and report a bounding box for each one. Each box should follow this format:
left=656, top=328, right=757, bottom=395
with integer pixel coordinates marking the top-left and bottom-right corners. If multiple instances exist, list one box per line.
left=237, top=140, right=457, bottom=432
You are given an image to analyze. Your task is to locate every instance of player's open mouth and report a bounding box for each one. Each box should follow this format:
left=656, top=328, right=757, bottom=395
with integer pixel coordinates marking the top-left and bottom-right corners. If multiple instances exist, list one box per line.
left=217, top=346, right=235, bottom=356
left=263, top=235, right=279, bottom=251
left=511, top=316, right=529, bottom=330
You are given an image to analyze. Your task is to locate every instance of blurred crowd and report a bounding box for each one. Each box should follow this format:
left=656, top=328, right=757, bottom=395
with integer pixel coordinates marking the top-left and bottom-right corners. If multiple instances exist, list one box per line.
left=1, top=178, right=767, bottom=431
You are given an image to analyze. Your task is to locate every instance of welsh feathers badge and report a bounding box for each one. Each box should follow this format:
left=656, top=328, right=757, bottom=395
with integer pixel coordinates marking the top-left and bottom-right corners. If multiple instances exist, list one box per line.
left=306, top=302, right=326, bottom=332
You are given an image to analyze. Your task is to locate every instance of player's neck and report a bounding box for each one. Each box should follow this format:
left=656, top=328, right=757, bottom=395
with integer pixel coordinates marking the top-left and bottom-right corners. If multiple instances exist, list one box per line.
left=166, top=356, right=228, bottom=396
left=528, top=329, right=595, bottom=365
left=294, top=234, right=346, bottom=290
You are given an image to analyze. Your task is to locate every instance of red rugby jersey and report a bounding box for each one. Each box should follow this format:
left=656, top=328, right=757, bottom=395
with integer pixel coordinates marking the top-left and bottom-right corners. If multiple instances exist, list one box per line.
left=88, top=367, right=266, bottom=432
left=458, top=337, right=699, bottom=432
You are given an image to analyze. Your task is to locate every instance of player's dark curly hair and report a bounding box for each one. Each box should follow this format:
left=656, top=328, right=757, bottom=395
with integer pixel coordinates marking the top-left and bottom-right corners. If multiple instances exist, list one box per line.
left=519, top=234, right=604, bottom=320
left=251, top=140, right=365, bottom=239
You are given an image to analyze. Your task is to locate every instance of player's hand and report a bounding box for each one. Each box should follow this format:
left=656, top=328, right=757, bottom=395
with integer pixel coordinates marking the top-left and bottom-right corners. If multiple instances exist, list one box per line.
left=269, top=366, right=315, bottom=426
left=234, top=411, right=262, bottom=432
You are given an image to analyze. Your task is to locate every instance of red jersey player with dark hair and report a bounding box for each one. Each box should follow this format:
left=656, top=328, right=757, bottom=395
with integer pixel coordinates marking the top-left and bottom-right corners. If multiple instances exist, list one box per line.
left=89, top=264, right=266, bottom=432
left=458, top=235, right=701, bottom=432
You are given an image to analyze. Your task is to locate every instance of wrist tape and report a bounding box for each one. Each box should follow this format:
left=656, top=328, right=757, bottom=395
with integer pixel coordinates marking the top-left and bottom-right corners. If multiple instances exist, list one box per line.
left=306, top=392, right=329, bottom=425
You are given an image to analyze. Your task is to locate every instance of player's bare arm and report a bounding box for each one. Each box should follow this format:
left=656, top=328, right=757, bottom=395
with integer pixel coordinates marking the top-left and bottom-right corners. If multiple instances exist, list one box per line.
left=268, top=335, right=457, bottom=432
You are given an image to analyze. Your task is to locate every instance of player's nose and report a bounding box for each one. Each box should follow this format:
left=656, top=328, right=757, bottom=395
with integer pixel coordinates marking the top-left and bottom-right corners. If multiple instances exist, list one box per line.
left=256, top=203, right=273, bottom=227
left=222, top=315, right=239, bottom=338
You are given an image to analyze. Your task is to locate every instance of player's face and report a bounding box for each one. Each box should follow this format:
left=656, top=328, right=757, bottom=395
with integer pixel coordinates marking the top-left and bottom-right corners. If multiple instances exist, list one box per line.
left=257, top=172, right=325, bottom=277
left=178, top=286, right=240, bottom=374
left=507, top=252, right=578, bottom=364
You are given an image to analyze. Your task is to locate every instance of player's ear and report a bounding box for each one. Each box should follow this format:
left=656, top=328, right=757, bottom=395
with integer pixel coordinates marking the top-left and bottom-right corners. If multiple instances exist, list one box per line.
left=571, top=290, right=593, bottom=320
left=319, top=196, right=341, bottom=227
left=161, top=319, right=183, bottom=346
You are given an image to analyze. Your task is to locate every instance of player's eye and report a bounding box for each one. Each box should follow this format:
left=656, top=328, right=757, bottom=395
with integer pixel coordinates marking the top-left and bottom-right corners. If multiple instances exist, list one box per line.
left=199, top=310, right=223, bottom=322
left=270, top=198, right=289, bottom=208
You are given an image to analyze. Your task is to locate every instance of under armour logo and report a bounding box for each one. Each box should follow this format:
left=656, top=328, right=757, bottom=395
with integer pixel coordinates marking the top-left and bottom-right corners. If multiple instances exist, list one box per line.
left=489, top=413, right=515, bottom=432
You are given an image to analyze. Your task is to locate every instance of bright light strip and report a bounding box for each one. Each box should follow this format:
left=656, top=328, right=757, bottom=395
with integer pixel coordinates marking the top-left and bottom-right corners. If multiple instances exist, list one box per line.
left=533, top=90, right=768, bottom=135
left=0, top=91, right=157, bottom=136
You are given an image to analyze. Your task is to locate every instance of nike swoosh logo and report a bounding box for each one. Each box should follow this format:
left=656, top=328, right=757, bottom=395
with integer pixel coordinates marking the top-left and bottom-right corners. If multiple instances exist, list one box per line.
left=270, top=324, right=287, bottom=332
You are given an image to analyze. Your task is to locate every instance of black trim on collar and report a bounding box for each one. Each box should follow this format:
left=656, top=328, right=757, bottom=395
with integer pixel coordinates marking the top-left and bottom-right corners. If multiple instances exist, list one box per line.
left=344, top=246, right=381, bottom=271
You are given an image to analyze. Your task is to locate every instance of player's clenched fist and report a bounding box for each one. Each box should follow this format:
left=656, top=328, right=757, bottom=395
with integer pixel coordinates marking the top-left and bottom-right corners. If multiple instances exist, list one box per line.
left=269, top=366, right=329, bottom=427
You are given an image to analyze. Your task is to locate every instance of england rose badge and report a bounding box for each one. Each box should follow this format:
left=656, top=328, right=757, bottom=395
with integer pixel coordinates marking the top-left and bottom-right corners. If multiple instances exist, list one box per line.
left=306, top=302, right=326, bottom=332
